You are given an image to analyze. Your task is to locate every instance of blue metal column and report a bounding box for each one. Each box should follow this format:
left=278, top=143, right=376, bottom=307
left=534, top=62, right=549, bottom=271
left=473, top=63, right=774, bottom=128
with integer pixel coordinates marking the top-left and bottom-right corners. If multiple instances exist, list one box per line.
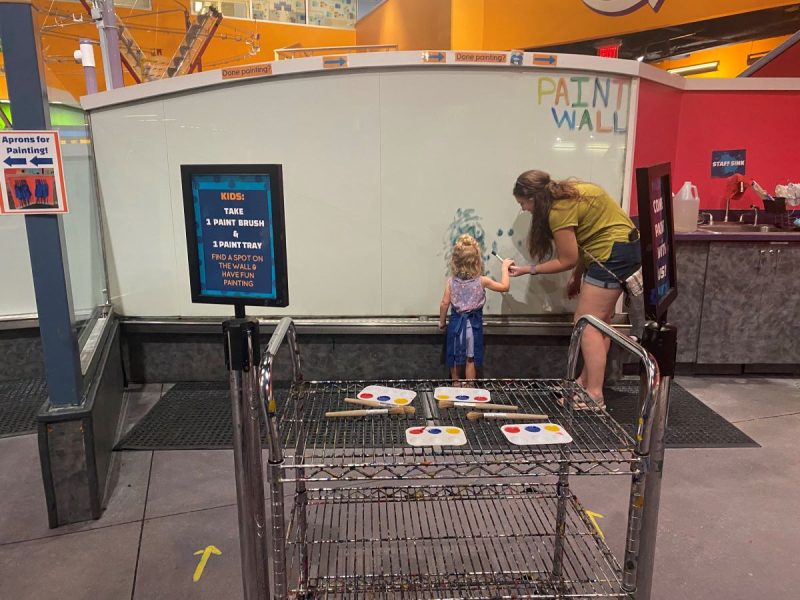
left=0, top=0, right=83, bottom=407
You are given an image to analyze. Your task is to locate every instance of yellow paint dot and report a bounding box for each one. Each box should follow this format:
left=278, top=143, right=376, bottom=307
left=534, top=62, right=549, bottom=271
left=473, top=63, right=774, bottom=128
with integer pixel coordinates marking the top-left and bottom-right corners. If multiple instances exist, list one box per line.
left=436, top=395, right=449, bottom=400
left=544, top=425, right=560, bottom=432
left=394, top=398, right=410, bottom=405
left=445, top=427, right=462, bottom=434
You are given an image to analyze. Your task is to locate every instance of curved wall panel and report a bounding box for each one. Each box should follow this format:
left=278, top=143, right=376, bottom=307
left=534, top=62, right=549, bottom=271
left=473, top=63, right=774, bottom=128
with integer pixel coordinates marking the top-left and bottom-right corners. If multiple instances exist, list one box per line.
left=89, top=66, right=632, bottom=317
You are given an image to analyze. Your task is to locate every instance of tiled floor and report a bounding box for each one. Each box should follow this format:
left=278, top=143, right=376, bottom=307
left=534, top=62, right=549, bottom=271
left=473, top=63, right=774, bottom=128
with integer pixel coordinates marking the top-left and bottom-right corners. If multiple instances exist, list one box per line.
left=0, top=377, right=798, bottom=599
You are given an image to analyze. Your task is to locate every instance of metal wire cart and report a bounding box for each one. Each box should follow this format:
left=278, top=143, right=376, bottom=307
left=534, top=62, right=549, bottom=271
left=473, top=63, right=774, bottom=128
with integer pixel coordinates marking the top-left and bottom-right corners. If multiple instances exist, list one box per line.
left=227, top=314, right=669, bottom=600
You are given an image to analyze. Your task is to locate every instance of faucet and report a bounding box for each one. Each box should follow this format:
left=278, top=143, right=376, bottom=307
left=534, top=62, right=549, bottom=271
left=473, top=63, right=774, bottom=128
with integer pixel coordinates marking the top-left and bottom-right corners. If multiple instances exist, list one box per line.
left=739, top=205, right=760, bottom=226
left=725, top=180, right=746, bottom=222
left=699, top=212, right=714, bottom=225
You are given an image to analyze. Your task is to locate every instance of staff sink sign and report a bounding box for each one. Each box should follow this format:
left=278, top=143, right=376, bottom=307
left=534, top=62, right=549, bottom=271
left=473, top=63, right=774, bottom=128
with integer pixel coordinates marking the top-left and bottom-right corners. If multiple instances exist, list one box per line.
left=711, top=149, right=746, bottom=178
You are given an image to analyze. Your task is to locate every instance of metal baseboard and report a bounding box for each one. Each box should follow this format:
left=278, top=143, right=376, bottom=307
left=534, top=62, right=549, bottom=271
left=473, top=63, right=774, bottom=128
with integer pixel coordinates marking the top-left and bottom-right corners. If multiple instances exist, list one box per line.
left=119, top=315, right=632, bottom=337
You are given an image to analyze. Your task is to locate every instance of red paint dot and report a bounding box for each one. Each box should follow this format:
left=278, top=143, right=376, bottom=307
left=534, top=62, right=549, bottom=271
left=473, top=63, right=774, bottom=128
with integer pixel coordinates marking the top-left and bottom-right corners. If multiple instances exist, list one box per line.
left=474, top=396, right=488, bottom=402
left=504, top=426, right=521, bottom=434
left=409, top=428, right=425, bottom=435
left=359, top=393, right=373, bottom=399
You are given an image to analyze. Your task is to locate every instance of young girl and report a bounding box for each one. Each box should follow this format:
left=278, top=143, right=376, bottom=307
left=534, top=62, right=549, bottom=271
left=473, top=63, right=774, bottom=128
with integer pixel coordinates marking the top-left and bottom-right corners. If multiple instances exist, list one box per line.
left=439, top=234, right=513, bottom=384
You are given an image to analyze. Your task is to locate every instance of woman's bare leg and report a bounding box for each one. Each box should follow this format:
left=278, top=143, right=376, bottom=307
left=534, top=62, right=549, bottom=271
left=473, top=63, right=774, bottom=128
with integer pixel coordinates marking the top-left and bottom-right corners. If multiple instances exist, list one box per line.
left=574, top=283, right=622, bottom=403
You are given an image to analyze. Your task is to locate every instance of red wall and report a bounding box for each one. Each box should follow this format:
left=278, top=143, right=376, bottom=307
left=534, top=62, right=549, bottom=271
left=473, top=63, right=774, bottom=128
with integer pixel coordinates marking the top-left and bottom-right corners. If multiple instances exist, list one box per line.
left=750, top=42, right=800, bottom=77
left=673, top=91, right=800, bottom=209
left=633, top=83, right=800, bottom=212
left=630, top=79, right=683, bottom=216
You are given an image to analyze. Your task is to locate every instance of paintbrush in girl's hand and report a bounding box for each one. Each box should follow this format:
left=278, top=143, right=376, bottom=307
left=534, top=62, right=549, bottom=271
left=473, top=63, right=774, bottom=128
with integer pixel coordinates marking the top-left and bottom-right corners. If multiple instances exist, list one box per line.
left=325, top=407, right=415, bottom=418
left=438, top=399, right=518, bottom=411
left=345, top=397, right=416, bottom=413
left=467, top=411, right=548, bottom=421
left=491, top=250, right=505, bottom=262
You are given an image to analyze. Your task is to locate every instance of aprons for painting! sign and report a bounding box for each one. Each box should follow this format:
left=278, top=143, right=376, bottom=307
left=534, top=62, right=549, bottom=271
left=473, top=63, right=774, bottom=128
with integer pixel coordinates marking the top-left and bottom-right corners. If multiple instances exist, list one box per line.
left=0, top=131, right=68, bottom=215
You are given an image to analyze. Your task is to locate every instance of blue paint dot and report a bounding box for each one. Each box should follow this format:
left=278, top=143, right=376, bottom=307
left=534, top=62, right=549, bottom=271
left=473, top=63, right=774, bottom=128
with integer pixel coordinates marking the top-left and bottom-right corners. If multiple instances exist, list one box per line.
left=377, top=395, right=391, bottom=401
left=456, top=395, right=469, bottom=400
left=525, top=425, right=541, bottom=433
left=428, top=428, right=442, bottom=434
left=508, top=228, right=514, bottom=236
left=517, top=240, right=523, bottom=246
left=497, top=229, right=504, bottom=236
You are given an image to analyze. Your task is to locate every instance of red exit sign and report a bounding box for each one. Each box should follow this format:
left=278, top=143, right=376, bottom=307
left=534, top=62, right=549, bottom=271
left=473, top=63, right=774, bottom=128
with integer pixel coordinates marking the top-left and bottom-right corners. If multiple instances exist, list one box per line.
left=597, top=43, right=620, bottom=58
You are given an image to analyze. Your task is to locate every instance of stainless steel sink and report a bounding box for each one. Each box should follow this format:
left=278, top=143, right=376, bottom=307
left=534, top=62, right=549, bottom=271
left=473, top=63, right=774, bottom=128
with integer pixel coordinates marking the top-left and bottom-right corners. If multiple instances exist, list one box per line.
left=697, top=223, right=783, bottom=233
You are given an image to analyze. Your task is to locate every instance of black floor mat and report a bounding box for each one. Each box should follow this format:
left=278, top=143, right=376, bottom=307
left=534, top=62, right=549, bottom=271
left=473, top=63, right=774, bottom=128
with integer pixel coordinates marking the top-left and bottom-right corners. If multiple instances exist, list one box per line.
left=116, top=380, right=758, bottom=451
left=0, top=378, right=47, bottom=438
left=605, top=382, right=758, bottom=448
left=116, top=382, right=243, bottom=450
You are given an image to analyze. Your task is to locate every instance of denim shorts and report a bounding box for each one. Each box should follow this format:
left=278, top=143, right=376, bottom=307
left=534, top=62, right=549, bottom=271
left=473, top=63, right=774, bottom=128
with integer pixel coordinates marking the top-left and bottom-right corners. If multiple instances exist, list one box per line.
left=584, top=240, right=642, bottom=289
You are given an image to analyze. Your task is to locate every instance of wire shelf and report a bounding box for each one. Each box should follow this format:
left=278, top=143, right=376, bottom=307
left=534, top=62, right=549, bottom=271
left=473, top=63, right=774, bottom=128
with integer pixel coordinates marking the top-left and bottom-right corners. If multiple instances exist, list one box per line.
left=286, top=483, right=626, bottom=599
left=277, top=379, right=638, bottom=481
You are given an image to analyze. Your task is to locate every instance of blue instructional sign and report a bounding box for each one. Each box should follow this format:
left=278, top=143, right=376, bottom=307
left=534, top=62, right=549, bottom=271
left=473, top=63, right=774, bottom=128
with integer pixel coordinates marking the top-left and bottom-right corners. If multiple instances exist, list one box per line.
left=182, top=165, right=288, bottom=307
left=648, top=175, right=671, bottom=305
left=711, top=149, right=746, bottom=178
left=636, top=163, right=677, bottom=321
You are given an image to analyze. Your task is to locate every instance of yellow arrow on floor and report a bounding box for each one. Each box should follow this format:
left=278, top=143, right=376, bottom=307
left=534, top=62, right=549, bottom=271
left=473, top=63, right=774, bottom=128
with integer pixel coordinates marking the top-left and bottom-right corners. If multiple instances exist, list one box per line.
left=193, top=545, right=222, bottom=582
left=585, top=510, right=605, bottom=540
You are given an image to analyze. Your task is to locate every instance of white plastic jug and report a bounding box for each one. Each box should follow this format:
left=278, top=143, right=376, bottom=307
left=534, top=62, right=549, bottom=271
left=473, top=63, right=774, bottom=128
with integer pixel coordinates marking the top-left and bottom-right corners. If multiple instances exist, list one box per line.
left=673, top=181, right=700, bottom=232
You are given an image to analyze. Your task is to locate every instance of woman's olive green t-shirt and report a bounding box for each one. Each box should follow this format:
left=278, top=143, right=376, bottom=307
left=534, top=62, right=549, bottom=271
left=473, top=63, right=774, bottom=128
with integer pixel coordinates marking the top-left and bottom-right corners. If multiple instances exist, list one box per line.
left=548, top=182, right=634, bottom=266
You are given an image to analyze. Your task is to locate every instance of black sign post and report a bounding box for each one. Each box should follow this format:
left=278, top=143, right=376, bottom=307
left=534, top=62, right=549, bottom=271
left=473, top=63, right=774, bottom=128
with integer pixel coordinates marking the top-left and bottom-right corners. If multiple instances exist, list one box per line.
left=181, top=164, right=288, bottom=600
left=630, top=163, right=678, bottom=600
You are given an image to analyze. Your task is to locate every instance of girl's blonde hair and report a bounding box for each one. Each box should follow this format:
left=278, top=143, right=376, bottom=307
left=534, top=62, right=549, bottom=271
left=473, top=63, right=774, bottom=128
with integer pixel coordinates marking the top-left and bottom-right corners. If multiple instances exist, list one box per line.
left=450, top=234, right=482, bottom=279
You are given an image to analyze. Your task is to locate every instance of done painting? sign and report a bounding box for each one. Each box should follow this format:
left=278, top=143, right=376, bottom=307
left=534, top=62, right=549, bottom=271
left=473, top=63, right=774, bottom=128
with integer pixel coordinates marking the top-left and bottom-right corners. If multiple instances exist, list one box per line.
left=181, top=165, right=288, bottom=307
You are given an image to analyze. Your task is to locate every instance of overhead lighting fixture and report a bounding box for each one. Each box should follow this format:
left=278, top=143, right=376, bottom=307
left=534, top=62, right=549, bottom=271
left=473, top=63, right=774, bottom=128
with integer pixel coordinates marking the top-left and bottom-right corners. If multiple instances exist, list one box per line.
left=636, top=55, right=645, bottom=62
left=747, top=51, right=769, bottom=65
left=667, top=61, right=719, bottom=76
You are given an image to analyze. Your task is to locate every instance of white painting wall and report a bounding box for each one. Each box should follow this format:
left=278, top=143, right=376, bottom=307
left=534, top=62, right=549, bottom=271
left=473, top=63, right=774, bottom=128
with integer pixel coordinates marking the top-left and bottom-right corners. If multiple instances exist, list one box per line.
left=89, top=66, right=633, bottom=317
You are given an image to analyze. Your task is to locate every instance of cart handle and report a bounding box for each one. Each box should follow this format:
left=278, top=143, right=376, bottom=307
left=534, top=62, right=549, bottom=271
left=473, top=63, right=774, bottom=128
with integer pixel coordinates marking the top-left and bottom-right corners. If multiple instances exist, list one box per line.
left=567, top=314, right=660, bottom=456
left=259, top=316, right=303, bottom=461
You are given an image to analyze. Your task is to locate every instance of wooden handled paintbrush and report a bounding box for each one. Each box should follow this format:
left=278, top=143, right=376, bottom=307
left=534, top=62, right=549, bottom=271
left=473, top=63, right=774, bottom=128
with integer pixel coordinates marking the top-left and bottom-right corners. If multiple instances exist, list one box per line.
left=438, top=399, right=518, bottom=411
left=466, top=411, right=548, bottom=421
left=325, top=407, right=415, bottom=418
left=344, top=397, right=416, bottom=413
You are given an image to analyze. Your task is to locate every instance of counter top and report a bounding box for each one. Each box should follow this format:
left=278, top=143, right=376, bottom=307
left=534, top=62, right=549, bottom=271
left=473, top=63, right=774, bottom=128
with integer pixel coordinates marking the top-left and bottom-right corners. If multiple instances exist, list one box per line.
left=675, top=229, right=800, bottom=242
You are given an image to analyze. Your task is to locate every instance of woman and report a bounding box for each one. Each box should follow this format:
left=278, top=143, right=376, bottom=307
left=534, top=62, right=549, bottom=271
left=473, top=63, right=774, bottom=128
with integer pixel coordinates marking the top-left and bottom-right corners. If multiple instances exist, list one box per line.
left=509, top=169, right=641, bottom=410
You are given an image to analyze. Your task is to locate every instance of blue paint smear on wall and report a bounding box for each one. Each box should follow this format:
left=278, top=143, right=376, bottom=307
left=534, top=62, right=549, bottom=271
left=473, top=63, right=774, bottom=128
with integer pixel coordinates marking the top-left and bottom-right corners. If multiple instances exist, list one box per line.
left=445, top=208, right=489, bottom=274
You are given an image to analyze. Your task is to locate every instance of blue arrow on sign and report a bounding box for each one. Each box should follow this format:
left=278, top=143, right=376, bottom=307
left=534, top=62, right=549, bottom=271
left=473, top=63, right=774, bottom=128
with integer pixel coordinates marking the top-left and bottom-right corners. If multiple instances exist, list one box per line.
left=3, top=157, right=27, bottom=167
left=429, top=52, right=445, bottom=62
left=325, top=57, right=346, bottom=67
left=534, top=55, right=556, bottom=65
left=30, top=156, right=53, bottom=166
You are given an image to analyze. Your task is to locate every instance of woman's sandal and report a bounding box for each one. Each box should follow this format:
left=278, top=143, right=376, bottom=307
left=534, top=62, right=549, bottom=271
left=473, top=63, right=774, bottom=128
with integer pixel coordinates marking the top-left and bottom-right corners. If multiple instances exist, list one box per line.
left=557, top=392, right=606, bottom=412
